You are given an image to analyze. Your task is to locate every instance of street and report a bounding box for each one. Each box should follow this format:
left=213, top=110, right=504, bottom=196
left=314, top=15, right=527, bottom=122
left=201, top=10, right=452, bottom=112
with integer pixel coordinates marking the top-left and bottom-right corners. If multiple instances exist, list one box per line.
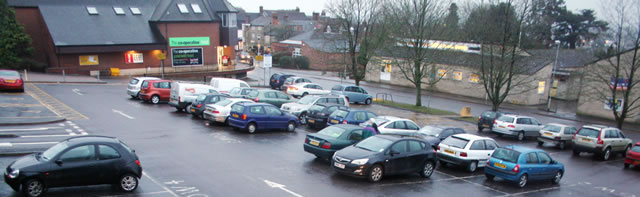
left=1, top=80, right=639, bottom=197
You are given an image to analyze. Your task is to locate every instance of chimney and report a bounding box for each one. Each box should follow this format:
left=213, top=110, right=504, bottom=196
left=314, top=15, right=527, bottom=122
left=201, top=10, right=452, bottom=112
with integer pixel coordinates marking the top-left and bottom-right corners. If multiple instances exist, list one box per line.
left=321, top=10, right=326, bottom=17
left=245, top=15, right=249, bottom=24
left=272, top=13, right=278, bottom=25
left=295, top=7, right=300, bottom=12
left=259, top=6, right=263, bottom=14
left=312, top=12, right=319, bottom=21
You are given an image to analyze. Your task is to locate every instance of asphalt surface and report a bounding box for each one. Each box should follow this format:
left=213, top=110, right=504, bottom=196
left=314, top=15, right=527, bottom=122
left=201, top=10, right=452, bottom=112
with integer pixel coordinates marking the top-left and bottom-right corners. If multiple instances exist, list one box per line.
left=0, top=82, right=639, bottom=197
left=0, top=88, right=64, bottom=125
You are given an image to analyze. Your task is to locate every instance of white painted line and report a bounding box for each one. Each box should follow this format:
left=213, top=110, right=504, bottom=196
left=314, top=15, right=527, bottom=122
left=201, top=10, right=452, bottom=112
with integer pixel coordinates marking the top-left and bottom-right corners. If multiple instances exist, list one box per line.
left=21, top=134, right=76, bottom=138
left=100, top=190, right=169, bottom=197
left=58, top=123, right=64, bottom=126
left=0, top=143, right=12, bottom=147
left=73, top=126, right=80, bottom=129
left=0, top=127, right=61, bottom=132
left=80, top=132, right=88, bottom=135
left=72, top=88, right=83, bottom=95
left=112, top=109, right=135, bottom=119
left=65, top=129, right=72, bottom=133
left=11, top=142, right=58, bottom=146
left=77, top=129, right=84, bottom=132
left=435, top=171, right=508, bottom=195
left=379, top=175, right=485, bottom=186
left=143, top=173, right=179, bottom=197
left=264, top=180, right=304, bottom=197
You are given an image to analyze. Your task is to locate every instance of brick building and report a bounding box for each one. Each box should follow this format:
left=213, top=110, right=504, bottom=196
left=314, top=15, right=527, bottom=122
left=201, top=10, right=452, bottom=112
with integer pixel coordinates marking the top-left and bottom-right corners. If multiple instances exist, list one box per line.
left=272, top=30, right=351, bottom=71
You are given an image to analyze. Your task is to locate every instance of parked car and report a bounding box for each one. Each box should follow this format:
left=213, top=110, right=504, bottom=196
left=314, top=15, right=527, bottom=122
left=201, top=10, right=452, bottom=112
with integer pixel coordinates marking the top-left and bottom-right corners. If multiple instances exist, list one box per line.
left=281, top=94, right=349, bottom=124
left=269, top=73, right=294, bottom=90
left=0, top=69, right=24, bottom=92
left=624, top=142, right=640, bottom=169
left=189, top=93, right=229, bottom=118
left=203, top=98, right=255, bottom=125
left=209, top=77, right=250, bottom=93
left=328, top=109, right=377, bottom=126
left=485, top=145, right=564, bottom=188
left=477, top=111, right=508, bottom=132
left=304, top=124, right=373, bottom=160
left=417, top=126, right=466, bottom=146
left=331, top=134, right=437, bottom=182
left=139, top=79, right=172, bottom=104
left=246, top=89, right=294, bottom=108
left=359, top=116, right=420, bottom=134
left=282, top=77, right=312, bottom=90
left=536, top=123, right=578, bottom=149
left=331, top=85, right=373, bottom=105
left=126, top=77, right=160, bottom=99
left=492, top=115, right=543, bottom=141
left=286, top=83, right=330, bottom=98
left=228, top=103, right=299, bottom=134
left=4, top=136, right=142, bottom=197
left=436, top=134, right=499, bottom=172
left=226, top=87, right=256, bottom=98
left=572, top=125, right=633, bottom=161
left=169, top=82, right=218, bottom=111
left=307, top=104, right=350, bottom=129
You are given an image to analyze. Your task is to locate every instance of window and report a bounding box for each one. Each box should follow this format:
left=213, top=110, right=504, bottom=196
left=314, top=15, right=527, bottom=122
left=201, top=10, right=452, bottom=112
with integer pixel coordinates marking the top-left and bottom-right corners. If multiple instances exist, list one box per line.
left=153, top=82, right=161, bottom=88
left=492, top=148, right=520, bottom=163
left=497, top=116, right=514, bottom=123
left=316, top=98, right=328, bottom=104
left=470, top=140, right=485, bottom=150
left=484, top=140, right=498, bottom=150
left=87, top=6, right=98, bottom=15
left=191, top=4, right=202, bottom=13
left=390, top=141, right=408, bottom=153
left=354, top=112, right=367, bottom=121
left=209, top=96, right=220, bottom=103
left=264, top=106, right=281, bottom=116
left=440, top=130, right=453, bottom=138
left=337, top=98, right=345, bottom=105
left=516, top=118, right=531, bottom=124
left=405, top=121, right=419, bottom=130
left=304, top=84, right=313, bottom=89
left=327, top=98, right=340, bottom=104
left=325, top=106, right=338, bottom=113
left=618, top=131, right=626, bottom=138
left=177, top=4, right=189, bottom=14
left=141, top=81, right=149, bottom=89
left=356, top=87, right=366, bottom=93
left=345, top=87, right=357, bottom=92
left=318, top=126, right=347, bottom=138
left=60, top=145, right=96, bottom=162
left=441, top=136, right=469, bottom=149
left=605, top=130, right=619, bottom=138
left=367, top=112, right=377, bottom=119
left=231, top=104, right=245, bottom=113
left=348, top=130, right=363, bottom=141
left=530, top=118, right=540, bottom=125
left=408, top=140, right=423, bottom=152
left=265, top=92, right=277, bottom=98
left=160, top=82, right=170, bottom=89
left=393, top=121, right=407, bottom=129
left=99, top=145, right=121, bottom=160
left=543, top=125, right=562, bottom=133
left=276, top=92, right=290, bottom=99
left=538, top=152, right=551, bottom=164
left=564, top=127, right=577, bottom=135
left=229, top=13, right=237, bottom=27
left=525, top=152, right=539, bottom=164
left=130, top=7, right=141, bottom=15
left=249, top=106, right=265, bottom=114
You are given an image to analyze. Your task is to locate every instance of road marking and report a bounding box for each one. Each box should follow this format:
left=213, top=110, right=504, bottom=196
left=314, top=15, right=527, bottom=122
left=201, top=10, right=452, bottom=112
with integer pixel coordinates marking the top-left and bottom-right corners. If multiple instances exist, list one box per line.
left=72, top=88, right=84, bottom=95
left=58, top=123, right=65, bottom=126
left=435, top=171, right=508, bottom=195
left=0, top=127, right=61, bottom=132
left=100, top=190, right=170, bottom=197
left=6, top=142, right=58, bottom=146
left=21, top=133, right=86, bottom=138
left=26, top=84, right=88, bottom=120
left=0, top=143, right=12, bottom=147
left=378, top=174, right=485, bottom=186
left=264, top=180, right=304, bottom=197
left=143, top=173, right=179, bottom=197
left=112, top=109, right=135, bottom=119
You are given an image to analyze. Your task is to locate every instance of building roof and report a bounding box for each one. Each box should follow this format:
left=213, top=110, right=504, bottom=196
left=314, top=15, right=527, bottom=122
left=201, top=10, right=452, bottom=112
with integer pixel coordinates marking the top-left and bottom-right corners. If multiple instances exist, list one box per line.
left=526, top=49, right=597, bottom=69
left=281, top=31, right=351, bottom=53
left=249, top=10, right=309, bottom=26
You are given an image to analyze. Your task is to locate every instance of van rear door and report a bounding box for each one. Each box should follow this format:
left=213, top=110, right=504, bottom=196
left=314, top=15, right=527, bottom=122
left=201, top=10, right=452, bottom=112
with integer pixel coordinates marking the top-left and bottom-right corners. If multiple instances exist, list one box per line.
left=170, top=82, right=181, bottom=103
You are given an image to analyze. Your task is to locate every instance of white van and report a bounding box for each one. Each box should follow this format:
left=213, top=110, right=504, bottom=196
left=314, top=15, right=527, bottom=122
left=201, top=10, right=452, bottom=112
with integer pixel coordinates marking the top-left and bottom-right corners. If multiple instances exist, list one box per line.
left=209, top=78, right=250, bottom=93
left=169, top=82, right=218, bottom=111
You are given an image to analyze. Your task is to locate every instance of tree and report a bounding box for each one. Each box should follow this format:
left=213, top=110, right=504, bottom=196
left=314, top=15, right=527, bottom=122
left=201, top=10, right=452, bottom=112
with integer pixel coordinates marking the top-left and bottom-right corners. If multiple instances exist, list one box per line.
left=554, top=9, right=608, bottom=48
left=582, top=0, right=640, bottom=129
left=463, top=2, right=520, bottom=43
left=0, top=0, right=32, bottom=69
left=327, top=0, right=386, bottom=86
left=443, top=3, right=460, bottom=40
left=522, top=0, right=567, bottom=48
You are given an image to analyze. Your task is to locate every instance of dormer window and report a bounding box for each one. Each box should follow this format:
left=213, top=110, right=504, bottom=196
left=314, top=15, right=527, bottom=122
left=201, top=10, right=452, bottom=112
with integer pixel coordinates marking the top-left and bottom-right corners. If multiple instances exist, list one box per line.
left=220, top=13, right=236, bottom=27
left=191, top=4, right=202, bottom=13
left=177, top=4, right=189, bottom=13
left=87, top=6, right=98, bottom=15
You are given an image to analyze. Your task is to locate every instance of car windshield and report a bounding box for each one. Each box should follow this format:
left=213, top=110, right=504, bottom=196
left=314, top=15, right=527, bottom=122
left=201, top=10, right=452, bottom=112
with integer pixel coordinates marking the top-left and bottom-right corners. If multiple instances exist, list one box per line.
left=196, top=95, right=207, bottom=102
left=297, top=96, right=318, bottom=104
left=419, top=126, right=443, bottom=136
left=331, top=110, right=349, bottom=118
left=41, top=142, right=69, bottom=160
left=632, top=146, right=640, bottom=152
left=129, top=79, right=139, bottom=85
left=491, top=148, right=520, bottom=163
left=441, top=136, right=469, bottom=149
left=215, top=99, right=233, bottom=107
left=0, top=71, right=19, bottom=77
left=543, top=125, right=562, bottom=133
left=318, top=126, right=347, bottom=138
left=497, top=116, right=515, bottom=123
left=577, top=127, right=600, bottom=138
left=482, top=111, right=497, bottom=118
left=355, top=136, right=393, bottom=152
left=309, top=105, right=325, bottom=112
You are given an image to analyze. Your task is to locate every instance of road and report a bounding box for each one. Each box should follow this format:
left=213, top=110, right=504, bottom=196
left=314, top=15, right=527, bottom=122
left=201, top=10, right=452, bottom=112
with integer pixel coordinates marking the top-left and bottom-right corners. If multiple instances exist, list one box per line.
left=0, top=82, right=639, bottom=197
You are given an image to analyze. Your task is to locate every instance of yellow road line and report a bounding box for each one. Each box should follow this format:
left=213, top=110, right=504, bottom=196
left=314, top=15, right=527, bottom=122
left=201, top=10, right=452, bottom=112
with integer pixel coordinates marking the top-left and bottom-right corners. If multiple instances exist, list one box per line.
left=25, top=84, right=88, bottom=120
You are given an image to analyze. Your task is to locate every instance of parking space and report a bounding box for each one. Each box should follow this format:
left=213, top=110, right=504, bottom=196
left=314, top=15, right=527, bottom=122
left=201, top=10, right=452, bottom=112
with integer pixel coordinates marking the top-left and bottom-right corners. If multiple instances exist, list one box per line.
left=0, top=121, right=89, bottom=154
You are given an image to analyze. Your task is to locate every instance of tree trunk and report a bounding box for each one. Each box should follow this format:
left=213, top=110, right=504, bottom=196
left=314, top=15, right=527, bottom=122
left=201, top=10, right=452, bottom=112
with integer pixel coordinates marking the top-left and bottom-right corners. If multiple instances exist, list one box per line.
left=416, top=84, right=422, bottom=107
left=355, top=78, right=360, bottom=86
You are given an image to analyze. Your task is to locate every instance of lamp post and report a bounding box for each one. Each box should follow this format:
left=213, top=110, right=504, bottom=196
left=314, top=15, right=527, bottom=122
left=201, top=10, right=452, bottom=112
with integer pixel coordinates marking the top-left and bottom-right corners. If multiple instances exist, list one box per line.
left=546, top=40, right=561, bottom=112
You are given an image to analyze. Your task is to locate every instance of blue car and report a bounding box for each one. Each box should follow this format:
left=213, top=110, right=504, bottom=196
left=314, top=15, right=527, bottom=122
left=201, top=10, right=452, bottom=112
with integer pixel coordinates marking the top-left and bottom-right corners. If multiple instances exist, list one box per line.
left=228, top=103, right=299, bottom=134
left=327, top=109, right=377, bottom=126
left=484, top=145, right=564, bottom=188
left=331, top=85, right=373, bottom=104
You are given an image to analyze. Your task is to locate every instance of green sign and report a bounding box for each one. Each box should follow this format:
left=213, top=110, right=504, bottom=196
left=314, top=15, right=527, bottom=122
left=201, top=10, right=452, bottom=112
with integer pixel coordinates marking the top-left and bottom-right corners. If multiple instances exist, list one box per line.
left=169, top=37, right=210, bottom=47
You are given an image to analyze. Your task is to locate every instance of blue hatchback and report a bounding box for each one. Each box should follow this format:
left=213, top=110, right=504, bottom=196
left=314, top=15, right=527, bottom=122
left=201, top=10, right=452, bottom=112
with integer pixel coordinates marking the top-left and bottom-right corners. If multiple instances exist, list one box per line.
left=327, top=109, right=377, bottom=126
left=484, top=145, right=564, bottom=188
left=228, top=103, right=299, bottom=134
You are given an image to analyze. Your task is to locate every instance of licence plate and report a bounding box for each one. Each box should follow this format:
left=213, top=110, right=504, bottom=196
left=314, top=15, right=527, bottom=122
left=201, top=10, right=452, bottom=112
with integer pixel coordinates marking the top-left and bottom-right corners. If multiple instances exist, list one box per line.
left=308, top=119, right=315, bottom=123
left=310, top=140, right=320, bottom=146
left=482, top=124, right=489, bottom=127
left=334, top=162, right=345, bottom=169
left=444, top=149, right=455, bottom=154
left=581, top=138, right=591, bottom=142
left=190, top=108, right=196, bottom=112
left=5, top=80, right=15, bottom=83
left=499, top=126, right=505, bottom=128
left=331, top=120, right=339, bottom=124
left=494, top=163, right=506, bottom=169
left=232, top=114, right=239, bottom=118
left=544, top=133, right=553, bottom=136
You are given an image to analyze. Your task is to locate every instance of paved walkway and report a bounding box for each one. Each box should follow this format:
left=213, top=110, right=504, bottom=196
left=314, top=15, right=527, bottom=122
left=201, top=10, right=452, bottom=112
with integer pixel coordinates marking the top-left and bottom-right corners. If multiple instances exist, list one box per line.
left=24, top=71, right=105, bottom=83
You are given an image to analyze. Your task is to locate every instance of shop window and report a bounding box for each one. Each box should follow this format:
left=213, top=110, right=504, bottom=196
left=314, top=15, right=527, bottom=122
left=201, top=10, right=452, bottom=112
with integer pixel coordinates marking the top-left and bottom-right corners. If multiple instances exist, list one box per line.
left=191, top=4, right=202, bottom=13
left=113, top=7, right=125, bottom=15
left=130, top=7, right=141, bottom=15
left=177, top=4, right=189, bottom=14
left=87, top=6, right=98, bottom=15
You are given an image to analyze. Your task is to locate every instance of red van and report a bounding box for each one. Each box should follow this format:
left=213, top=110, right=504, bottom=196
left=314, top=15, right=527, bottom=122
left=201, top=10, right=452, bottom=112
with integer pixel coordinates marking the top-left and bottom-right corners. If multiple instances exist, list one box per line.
left=139, top=80, right=171, bottom=104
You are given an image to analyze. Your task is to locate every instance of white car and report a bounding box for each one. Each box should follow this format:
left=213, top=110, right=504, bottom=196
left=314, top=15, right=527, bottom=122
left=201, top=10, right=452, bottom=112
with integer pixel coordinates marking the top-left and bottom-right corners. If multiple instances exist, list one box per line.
left=286, top=83, right=330, bottom=98
left=537, top=123, right=578, bottom=149
left=359, top=116, right=420, bottom=134
left=127, top=77, right=160, bottom=99
left=492, top=114, right=543, bottom=141
left=281, top=95, right=349, bottom=124
left=436, top=134, right=500, bottom=172
left=203, top=98, right=255, bottom=124
left=209, top=77, right=250, bottom=93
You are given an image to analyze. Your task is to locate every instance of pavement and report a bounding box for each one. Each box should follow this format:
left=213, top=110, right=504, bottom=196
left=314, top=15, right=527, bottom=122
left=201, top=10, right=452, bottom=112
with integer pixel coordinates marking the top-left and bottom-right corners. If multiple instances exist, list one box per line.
left=24, top=71, right=106, bottom=83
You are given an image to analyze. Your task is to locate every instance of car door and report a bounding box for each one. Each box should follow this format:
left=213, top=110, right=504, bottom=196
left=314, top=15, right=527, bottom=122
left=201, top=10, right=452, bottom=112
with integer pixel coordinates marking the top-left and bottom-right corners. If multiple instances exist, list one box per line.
left=344, top=86, right=357, bottom=102
left=405, top=121, right=420, bottom=131
left=383, top=121, right=406, bottom=134
left=480, top=140, right=499, bottom=167
left=49, top=145, right=99, bottom=187
left=515, top=118, right=530, bottom=134
left=529, top=118, right=543, bottom=133
left=161, top=82, right=171, bottom=100
left=537, top=152, right=556, bottom=179
left=276, top=92, right=292, bottom=107
left=356, top=87, right=368, bottom=102
left=263, top=91, right=278, bottom=107
left=604, top=130, right=618, bottom=151
left=523, top=152, right=543, bottom=180
left=249, top=106, right=269, bottom=128
left=609, top=129, right=623, bottom=151
left=385, top=140, right=410, bottom=175
left=95, top=144, right=122, bottom=184
left=407, top=140, right=427, bottom=171
left=468, top=140, right=487, bottom=164
left=264, top=105, right=287, bottom=129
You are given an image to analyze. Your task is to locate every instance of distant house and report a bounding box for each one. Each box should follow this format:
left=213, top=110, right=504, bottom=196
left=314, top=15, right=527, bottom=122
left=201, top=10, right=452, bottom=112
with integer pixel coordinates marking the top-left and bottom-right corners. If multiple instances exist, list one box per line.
left=242, top=6, right=315, bottom=54
left=272, top=29, right=352, bottom=71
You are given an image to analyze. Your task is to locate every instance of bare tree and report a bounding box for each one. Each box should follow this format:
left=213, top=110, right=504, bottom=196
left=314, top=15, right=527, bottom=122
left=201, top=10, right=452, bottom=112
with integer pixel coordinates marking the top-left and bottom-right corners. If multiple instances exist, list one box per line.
left=582, top=0, right=640, bottom=129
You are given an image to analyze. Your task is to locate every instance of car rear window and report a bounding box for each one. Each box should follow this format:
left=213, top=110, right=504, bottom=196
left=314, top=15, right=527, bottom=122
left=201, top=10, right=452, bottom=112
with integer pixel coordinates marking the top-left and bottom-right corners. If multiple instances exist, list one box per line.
left=318, top=126, right=347, bottom=138
left=543, top=125, right=562, bottom=133
left=441, top=136, right=469, bottom=149
left=492, top=148, right=520, bottom=163
left=632, top=146, right=640, bottom=152
left=231, top=104, right=245, bottom=113
left=129, top=79, right=139, bottom=85
left=577, top=127, right=600, bottom=138
left=497, top=116, right=515, bottom=123
left=0, top=71, right=19, bottom=76
left=482, top=111, right=497, bottom=119
left=331, top=110, right=349, bottom=118
left=196, top=95, right=207, bottom=102
left=419, top=126, right=443, bottom=136
left=215, top=99, right=233, bottom=106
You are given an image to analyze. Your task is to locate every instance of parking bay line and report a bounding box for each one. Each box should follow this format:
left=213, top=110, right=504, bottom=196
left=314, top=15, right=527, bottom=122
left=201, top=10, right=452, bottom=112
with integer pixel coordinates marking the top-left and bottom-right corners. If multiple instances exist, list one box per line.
left=378, top=174, right=485, bottom=187
left=0, top=127, right=62, bottom=132
left=0, top=141, right=59, bottom=147
left=142, top=172, right=179, bottom=197
left=112, top=109, right=135, bottom=119
left=435, top=171, right=509, bottom=195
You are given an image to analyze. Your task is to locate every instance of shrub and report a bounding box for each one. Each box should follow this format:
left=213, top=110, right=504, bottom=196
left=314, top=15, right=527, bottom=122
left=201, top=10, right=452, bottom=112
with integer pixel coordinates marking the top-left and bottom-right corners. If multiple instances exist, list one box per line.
left=279, top=56, right=293, bottom=68
left=294, top=56, right=309, bottom=70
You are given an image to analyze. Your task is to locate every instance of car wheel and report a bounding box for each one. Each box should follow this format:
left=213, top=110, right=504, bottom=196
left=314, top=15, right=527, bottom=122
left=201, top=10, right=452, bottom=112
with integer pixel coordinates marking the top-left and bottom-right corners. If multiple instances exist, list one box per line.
left=151, top=95, right=160, bottom=104
left=485, top=173, right=494, bottom=181
left=302, top=92, right=308, bottom=97
left=299, top=113, right=308, bottom=125
left=420, top=161, right=435, bottom=178
left=518, top=174, right=528, bottom=188
left=624, top=145, right=631, bottom=155
left=119, top=174, right=139, bottom=192
left=603, top=147, right=612, bottom=161
left=176, top=107, right=183, bottom=112
left=287, top=121, right=296, bottom=132
left=367, top=164, right=384, bottom=182
left=517, top=131, right=525, bottom=141
left=624, top=163, right=630, bottom=169
left=552, top=171, right=563, bottom=184
left=559, top=141, right=566, bottom=150
left=22, top=179, right=45, bottom=197
left=468, top=161, right=478, bottom=173
left=365, top=98, right=372, bottom=105
left=537, top=141, right=543, bottom=146
left=130, top=95, right=136, bottom=99
left=247, top=123, right=257, bottom=134
left=572, top=149, right=580, bottom=156
left=478, top=126, right=483, bottom=132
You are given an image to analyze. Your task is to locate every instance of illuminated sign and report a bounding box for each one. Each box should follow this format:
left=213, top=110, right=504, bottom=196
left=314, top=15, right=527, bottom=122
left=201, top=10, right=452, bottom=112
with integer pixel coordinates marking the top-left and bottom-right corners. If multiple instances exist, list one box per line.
left=169, top=37, right=210, bottom=47
left=172, top=48, right=203, bottom=67
left=125, top=52, right=143, bottom=64
left=79, top=55, right=99, bottom=65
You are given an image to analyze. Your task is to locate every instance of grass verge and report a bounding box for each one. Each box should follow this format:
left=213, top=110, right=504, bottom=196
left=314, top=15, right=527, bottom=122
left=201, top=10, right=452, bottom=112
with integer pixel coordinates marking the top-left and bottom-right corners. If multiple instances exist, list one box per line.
left=374, top=100, right=478, bottom=124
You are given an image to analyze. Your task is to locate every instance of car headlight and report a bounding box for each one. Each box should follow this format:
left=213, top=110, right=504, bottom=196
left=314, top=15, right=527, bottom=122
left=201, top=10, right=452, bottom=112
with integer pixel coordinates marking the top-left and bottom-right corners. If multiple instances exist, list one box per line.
left=8, top=169, right=19, bottom=179
left=351, top=158, right=369, bottom=165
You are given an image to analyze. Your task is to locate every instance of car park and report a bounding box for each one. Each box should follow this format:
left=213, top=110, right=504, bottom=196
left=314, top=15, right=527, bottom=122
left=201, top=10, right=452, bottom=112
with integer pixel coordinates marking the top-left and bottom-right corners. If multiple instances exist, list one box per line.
left=269, top=73, right=295, bottom=90
left=306, top=104, right=350, bottom=129
left=436, top=134, right=499, bottom=172
left=417, top=126, right=466, bottom=146
left=304, top=124, right=373, bottom=160
left=537, top=123, right=578, bottom=149
left=246, top=89, right=294, bottom=108
left=282, top=77, right=312, bottom=90
left=572, top=125, right=633, bottom=160
left=485, top=145, right=564, bottom=188
left=203, top=98, right=254, bottom=125
left=139, top=79, right=172, bottom=104
left=492, top=114, right=543, bottom=141
left=286, top=83, right=331, bottom=98
left=169, top=82, right=218, bottom=111
left=331, top=134, right=437, bottom=182
left=0, top=69, right=24, bottom=92
left=226, top=87, right=256, bottom=98
left=477, top=111, right=507, bottom=132
left=328, top=109, right=377, bottom=126
left=331, top=85, right=373, bottom=104
left=3, top=136, right=142, bottom=197
left=209, top=77, right=250, bottom=93
left=359, top=116, right=420, bottom=134
left=281, top=94, right=349, bottom=124
left=624, top=142, right=640, bottom=169
left=126, top=77, right=160, bottom=99
left=189, top=93, right=230, bottom=118
left=228, top=103, right=299, bottom=134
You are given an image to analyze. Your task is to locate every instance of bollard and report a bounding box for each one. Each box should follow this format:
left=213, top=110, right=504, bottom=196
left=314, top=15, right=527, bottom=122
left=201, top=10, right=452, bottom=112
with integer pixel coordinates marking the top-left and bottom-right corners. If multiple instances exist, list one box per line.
left=24, top=69, right=28, bottom=81
left=460, top=106, right=472, bottom=118
left=62, top=70, right=66, bottom=82
left=97, top=71, right=100, bottom=81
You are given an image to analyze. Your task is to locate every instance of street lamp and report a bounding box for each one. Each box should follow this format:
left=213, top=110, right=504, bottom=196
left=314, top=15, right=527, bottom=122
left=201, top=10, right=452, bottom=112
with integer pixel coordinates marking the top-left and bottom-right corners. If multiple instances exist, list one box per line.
left=546, top=40, right=561, bottom=112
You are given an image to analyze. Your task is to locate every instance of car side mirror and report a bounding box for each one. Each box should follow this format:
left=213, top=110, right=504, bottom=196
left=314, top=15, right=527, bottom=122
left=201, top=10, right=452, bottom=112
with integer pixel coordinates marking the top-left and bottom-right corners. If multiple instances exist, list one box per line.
left=389, top=150, right=399, bottom=156
left=55, top=160, right=63, bottom=166
left=550, top=160, right=556, bottom=164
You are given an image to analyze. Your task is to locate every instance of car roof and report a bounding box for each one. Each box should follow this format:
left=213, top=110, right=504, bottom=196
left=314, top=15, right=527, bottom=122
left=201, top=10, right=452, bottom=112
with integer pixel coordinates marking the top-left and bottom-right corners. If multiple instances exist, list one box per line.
left=236, top=102, right=272, bottom=107
left=346, top=109, right=371, bottom=113
left=501, top=114, right=531, bottom=118
left=134, top=77, right=160, bottom=80
left=146, top=79, right=171, bottom=82
left=332, top=124, right=364, bottom=130
left=376, top=116, right=405, bottom=121
left=376, top=134, right=426, bottom=141
left=502, top=145, right=540, bottom=153
left=64, top=135, right=118, bottom=144
left=546, top=123, right=571, bottom=127
left=201, top=93, right=225, bottom=96
left=293, top=82, right=317, bottom=87
left=227, top=98, right=252, bottom=102
left=451, top=133, right=490, bottom=141
left=583, top=124, right=616, bottom=129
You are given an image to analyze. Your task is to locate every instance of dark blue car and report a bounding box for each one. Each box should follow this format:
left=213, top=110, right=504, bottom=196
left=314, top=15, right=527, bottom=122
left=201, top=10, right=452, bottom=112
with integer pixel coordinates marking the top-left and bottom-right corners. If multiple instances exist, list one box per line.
left=327, top=109, right=377, bottom=126
left=228, top=103, right=299, bottom=134
left=484, top=145, right=564, bottom=188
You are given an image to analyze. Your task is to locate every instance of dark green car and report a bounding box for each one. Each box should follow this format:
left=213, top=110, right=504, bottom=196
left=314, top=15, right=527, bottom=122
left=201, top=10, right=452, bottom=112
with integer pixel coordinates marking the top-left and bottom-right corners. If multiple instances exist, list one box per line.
left=246, top=89, right=293, bottom=108
left=303, top=124, right=374, bottom=160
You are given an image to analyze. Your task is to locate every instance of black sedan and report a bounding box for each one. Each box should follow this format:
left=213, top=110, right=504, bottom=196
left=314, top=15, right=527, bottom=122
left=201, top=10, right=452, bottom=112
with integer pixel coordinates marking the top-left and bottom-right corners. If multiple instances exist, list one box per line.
left=306, top=104, right=349, bottom=129
left=190, top=93, right=229, bottom=118
left=4, top=136, right=142, bottom=197
left=304, top=124, right=373, bottom=160
left=331, top=134, right=437, bottom=182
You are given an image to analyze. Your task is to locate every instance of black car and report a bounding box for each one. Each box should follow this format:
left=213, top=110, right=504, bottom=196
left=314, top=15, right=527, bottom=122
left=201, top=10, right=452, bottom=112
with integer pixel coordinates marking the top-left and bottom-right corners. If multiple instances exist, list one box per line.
left=190, top=93, right=230, bottom=118
left=331, top=134, right=437, bottom=182
left=269, top=73, right=295, bottom=90
left=304, top=124, right=373, bottom=160
left=307, top=104, right=350, bottom=129
left=226, top=87, right=256, bottom=99
left=477, top=111, right=507, bottom=132
left=417, top=126, right=466, bottom=146
left=4, top=136, right=142, bottom=197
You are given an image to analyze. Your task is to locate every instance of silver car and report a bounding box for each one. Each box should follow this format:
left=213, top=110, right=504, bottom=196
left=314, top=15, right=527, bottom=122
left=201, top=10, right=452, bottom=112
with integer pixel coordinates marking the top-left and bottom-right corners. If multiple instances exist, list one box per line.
left=536, top=123, right=578, bottom=149
left=492, top=115, right=544, bottom=141
left=572, top=125, right=633, bottom=161
left=127, top=77, right=160, bottom=99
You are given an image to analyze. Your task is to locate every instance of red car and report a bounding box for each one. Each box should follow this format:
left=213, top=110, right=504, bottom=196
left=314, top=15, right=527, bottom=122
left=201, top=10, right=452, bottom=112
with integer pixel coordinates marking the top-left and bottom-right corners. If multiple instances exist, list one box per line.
left=139, top=79, right=171, bottom=104
left=624, top=142, right=640, bottom=169
left=0, top=69, right=24, bottom=92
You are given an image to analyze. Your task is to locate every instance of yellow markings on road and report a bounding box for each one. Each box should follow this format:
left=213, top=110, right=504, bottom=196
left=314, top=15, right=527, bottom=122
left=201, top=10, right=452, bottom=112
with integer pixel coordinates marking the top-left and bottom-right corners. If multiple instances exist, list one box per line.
left=25, top=84, right=88, bottom=120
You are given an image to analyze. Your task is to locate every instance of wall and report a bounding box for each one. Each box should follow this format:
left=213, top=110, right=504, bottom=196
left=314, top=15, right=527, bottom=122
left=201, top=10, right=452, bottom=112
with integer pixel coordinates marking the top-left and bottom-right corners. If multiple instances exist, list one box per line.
left=301, top=44, right=345, bottom=71
left=51, top=50, right=164, bottom=75
left=156, top=22, right=222, bottom=66
left=13, top=7, right=58, bottom=68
